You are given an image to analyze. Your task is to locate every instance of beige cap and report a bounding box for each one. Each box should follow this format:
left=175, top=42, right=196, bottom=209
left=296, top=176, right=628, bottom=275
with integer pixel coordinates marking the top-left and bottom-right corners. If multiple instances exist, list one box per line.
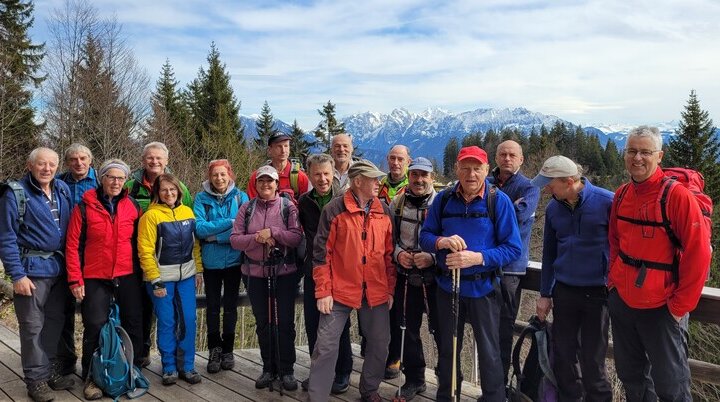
left=348, top=159, right=386, bottom=179
left=531, top=155, right=579, bottom=188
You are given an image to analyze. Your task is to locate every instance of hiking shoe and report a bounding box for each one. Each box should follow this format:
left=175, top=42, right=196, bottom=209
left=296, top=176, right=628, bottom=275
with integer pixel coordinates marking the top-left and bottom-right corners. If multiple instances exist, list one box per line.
left=207, top=347, right=222, bottom=373
left=399, top=382, right=427, bottom=400
left=301, top=378, right=309, bottom=391
left=162, top=371, right=178, bottom=386
left=180, top=370, right=202, bottom=384
left=331, top=374, right=350, bottom=394
left=220, top=352, right=235, bottom=370
left=47, top=373, right=73, bottom=391
left=27, top=381, right=54, bottom=402
left=281, top=374, right=298, bottom=391
left=255, top=371, right=276, bottom=389
left=384, top=360, right=400, bottom=379
left=361, top=392, right=382, bottom=402
left=83, top=380, right=103, bottom=400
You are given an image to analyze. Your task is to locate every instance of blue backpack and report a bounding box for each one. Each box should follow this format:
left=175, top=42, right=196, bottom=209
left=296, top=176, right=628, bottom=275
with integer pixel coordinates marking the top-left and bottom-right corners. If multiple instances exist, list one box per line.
left=90, top=303, right=149, bottom=401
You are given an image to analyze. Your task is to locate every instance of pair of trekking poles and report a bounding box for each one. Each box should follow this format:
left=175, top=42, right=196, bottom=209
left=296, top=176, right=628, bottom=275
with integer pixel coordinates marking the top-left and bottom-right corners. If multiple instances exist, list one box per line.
left=264, top=245, right=285, bottom=395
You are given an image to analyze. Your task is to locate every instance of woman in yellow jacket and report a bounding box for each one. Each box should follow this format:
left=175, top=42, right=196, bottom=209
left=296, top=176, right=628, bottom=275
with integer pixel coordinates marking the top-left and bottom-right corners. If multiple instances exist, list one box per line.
left=138, top=173, right=203, bottom=386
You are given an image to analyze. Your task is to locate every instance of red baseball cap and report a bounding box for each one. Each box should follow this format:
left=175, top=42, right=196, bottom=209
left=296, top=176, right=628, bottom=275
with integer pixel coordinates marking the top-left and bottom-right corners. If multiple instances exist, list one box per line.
left=457, top=146, right=488, bottom=164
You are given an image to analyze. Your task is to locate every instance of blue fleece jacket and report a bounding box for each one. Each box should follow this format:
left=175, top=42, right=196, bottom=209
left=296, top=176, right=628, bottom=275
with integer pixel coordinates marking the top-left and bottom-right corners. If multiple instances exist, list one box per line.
left=540, top=178, right=614, bottom=296
left=489, top=168, right=540, bottom=275
left=420, top=181, right=522, bottom=298
left=0, top=174, right=71, bottom=281
left=193, top=182, right=249, bottom=269
left=57, top=168, right=98, bottom=207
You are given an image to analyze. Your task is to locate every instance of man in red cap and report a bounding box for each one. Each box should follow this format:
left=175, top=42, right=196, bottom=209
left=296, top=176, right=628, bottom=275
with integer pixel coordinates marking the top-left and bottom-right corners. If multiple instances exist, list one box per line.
left=420, top=146, right=522, bottom=402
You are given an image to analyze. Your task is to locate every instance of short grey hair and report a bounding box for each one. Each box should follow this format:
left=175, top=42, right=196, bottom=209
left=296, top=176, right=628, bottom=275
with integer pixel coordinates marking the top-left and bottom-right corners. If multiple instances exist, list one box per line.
left=389, top=144, right=411, bottom=159
left=627, top=125, right=662, bottom=151
left=64, top=143, right=93, bottom=162
left=142, top=141, right=169, bottom=159
left=27, top=147, right=59, bottom=165
left=306, top=154, right=335, bottom=171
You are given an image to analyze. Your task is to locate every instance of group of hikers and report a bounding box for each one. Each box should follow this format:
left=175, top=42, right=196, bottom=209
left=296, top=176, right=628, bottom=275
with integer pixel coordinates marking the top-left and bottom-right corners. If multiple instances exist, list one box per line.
left=0, top=125, right=711, bottom=402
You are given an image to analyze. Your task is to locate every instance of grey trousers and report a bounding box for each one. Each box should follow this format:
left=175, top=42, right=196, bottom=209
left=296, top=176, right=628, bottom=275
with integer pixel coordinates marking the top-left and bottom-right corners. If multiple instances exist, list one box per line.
left=308, top=299, right=390, bottom=401
left=13, top=276, right=68, bottom=386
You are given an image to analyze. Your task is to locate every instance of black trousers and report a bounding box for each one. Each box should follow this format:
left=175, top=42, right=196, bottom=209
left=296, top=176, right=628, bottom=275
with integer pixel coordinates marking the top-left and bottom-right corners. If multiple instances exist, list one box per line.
left=498, top=274, right=522, bottom=385
left=608, top=289, right=691, bottom=402
left=387, top=272, right=440, bottom=384
left=56, top=275, right=77, bottom=370
left=303, top=272, right=353, bottom=377
left=137, top=269, right=154, bottom=358
left=80, top=275, right=144, bottom=380
left=551, top=282, right=612, bottom=402
left=203, top=267, right=242, bottom=352
left=435, top=283, right=504, bottom=402
left=247, top=273, right=299, bottom=375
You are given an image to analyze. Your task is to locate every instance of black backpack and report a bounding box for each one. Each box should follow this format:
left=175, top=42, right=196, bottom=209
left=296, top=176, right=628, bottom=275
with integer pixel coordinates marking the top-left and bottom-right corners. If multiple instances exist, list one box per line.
left=509, top=315, right=558, bottom=402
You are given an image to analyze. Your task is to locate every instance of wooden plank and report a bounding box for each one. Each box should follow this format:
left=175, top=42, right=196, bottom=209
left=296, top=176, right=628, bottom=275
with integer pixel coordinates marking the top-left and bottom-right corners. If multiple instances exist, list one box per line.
left=0, top=343, right=81, bottom=401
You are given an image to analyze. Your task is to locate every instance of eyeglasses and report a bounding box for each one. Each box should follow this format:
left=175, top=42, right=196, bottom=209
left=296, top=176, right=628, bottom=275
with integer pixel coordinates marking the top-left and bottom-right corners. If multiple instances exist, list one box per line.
left=103, top=175, right=127, bottom=182
left=624, top=149, right=661, bottom=158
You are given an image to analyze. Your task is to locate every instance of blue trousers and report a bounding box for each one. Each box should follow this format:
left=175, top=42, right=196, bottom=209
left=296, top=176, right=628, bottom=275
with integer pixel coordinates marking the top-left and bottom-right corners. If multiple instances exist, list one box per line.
left=148, top=277, right=197, bottom=373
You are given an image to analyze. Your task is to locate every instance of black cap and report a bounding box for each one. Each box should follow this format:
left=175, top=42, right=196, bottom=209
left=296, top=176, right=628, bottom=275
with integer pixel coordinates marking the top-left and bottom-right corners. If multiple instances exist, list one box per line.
left=268, top=132, right=291, bottom=146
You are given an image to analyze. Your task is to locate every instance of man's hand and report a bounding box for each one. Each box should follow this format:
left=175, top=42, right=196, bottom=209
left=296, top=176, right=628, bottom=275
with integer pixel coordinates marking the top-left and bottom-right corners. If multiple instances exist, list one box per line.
left=445, top=250, right=482, bottom=270
left=71, top=285, right=85, bottom=301
left=397, top=251, right=414, bottom=269
left=13, top=277, right=35, bottom=296
left=437, top=235, right=467, bottom=253
left=388, top=295, right=394, bottom=310
left=414, top=252, right=434, bottom=269
left=317, top=296, right=334, bottom=314
left=536, top=297, right=553, bottom=322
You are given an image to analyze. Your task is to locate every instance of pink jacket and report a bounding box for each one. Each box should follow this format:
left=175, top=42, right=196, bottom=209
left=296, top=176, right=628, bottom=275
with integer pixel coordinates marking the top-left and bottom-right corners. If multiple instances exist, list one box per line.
left=230, top=196, right=303, bottom=278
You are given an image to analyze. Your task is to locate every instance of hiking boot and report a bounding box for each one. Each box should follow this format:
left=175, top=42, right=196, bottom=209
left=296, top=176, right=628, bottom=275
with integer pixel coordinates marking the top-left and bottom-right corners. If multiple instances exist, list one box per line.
left=399, top=382, right=427, bottom=400
left=47, top=373, right=73, bottom=391
left=27, top=381, right=54, bottom=402
left=220, top=352, right=235, bottom=370
left=83, top=380, right=103, bottom=400
left=162, top=371, right=178, bottom=386
left=331, top=374, right=350, bottom=394
left=180, top=370, right=202, bottom=384
left=255, top=371, right=276, bottom=389
left=384, top=360, right=400, bottom=379
left=301, top=378, right=309, bottom=391
left=281, top=374, right=298, bottom=391
left=361, top=392, right=382, bottom=402
left=207, top=347, right=222, bottom=373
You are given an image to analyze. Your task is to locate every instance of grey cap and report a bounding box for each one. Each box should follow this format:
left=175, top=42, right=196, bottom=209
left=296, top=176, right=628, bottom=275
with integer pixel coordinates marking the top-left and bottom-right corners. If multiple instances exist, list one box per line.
left=348, top=159, right=386, bottom=179
left=531, top=155, right=579, bottom=188
left=408, top=157, right=433, bottom=173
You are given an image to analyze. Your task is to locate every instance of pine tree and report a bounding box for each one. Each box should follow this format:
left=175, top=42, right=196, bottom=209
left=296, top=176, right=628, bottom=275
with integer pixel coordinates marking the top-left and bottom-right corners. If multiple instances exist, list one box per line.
left=254, top=101, right=277, bottom=150
left=443, top=137, right=459, bottom=179
left=289, top=119, right=312, bottom=164
left=0, top=0, right=44, bottom=179
left=664, top=90, right=720, bottom=202
left=314, top=100, right=345, bottom=153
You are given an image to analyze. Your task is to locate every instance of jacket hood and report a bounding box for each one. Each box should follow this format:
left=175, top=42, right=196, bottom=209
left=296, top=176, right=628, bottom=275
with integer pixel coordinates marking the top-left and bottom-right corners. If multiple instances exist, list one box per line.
left=201, top=180, right=237, bottom=197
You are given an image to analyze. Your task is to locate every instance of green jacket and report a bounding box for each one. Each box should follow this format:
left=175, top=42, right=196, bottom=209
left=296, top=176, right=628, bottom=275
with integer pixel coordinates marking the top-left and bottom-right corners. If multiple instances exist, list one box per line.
left=124, top=168, right=193, bottom=212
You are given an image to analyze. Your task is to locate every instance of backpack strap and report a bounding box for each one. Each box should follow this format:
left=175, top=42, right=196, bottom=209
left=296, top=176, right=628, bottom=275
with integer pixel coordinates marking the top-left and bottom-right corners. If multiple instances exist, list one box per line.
left=7, top=181, right=27, bottom=227
left=243, top=198, right=259, bottom=234
left=393, top=193, right=406, bottom=243
left=129, top=180, right=141, bottom=199
left=289, top=161, right=300, bottom=196
left=658, top=178, right=683, bottom=250
left=511, top=319, right=537, bottom=383
left=534, top=321, right=558, bottom=387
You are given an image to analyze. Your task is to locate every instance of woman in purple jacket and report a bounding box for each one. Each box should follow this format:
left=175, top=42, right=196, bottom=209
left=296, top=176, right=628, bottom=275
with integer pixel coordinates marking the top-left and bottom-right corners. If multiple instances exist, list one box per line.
left=230, top=165, right=303, bottom=391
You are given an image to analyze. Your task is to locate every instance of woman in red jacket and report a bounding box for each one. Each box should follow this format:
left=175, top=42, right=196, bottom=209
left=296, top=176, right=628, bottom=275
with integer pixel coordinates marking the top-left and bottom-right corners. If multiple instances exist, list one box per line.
left=65, top=159, right=143, bottom=400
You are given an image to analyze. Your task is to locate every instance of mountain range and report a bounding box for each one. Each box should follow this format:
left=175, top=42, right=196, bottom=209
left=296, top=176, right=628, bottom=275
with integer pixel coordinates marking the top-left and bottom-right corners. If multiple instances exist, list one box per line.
left=241, top=107, right=716, bottom=167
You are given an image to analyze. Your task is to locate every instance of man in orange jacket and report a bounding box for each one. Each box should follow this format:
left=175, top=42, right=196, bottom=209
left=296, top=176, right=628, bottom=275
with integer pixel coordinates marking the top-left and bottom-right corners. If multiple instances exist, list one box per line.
left=308, top=159, right=396, bottom=402
left=608, top=125, right=711, bottom=402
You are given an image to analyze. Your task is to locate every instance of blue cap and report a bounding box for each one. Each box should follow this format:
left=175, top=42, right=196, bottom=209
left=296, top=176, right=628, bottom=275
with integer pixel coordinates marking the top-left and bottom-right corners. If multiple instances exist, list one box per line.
left=408, top=157, right=433, bottom=173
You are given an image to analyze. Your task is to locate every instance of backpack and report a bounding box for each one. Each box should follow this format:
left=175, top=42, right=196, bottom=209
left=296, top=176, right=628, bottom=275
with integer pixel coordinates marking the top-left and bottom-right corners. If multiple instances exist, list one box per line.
left=508, top=315, right=558, bottom=402
left=90, top=303, right=149, bottom=401
left=0, top=179, right=71, bottom=228
left=244, top=192, right=305, bottom=264
left=265, top=159, right=303, bottom=198
left=615, top=167, right=713, bottom=282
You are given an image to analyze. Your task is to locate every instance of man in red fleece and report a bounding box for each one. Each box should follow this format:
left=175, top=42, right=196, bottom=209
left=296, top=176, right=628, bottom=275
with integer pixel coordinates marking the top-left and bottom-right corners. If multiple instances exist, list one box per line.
left=608, top=125, right=711, bottom=402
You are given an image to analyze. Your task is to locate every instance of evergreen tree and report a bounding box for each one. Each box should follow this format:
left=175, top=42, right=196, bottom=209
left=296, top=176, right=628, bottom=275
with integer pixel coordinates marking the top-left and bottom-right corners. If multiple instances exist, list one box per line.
left=254, top=101, right=277, bottom=150
left=289, top=119, right=311, bottom=163
left=443, top=137, right=459, bottom=179
left=664, top=90, right=720, bottom=202
left=314, top=100, right=345, bottom=153
left=462, top=132, right=483, bottom=147
left=0, top=0, right=44, bottom=179
left=602, top=140, right=623, bottom=179
left=482, top=129, right=500, bottom=156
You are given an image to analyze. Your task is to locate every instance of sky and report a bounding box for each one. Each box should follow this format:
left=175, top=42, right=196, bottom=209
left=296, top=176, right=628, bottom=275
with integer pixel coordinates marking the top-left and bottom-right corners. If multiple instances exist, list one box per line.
left=29, top=0, right=720, bottom=130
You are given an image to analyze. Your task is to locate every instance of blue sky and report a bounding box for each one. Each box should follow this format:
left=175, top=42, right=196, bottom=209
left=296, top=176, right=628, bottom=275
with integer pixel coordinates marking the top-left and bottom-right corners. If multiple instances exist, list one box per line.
left=30, top=0, right=720, bottom=130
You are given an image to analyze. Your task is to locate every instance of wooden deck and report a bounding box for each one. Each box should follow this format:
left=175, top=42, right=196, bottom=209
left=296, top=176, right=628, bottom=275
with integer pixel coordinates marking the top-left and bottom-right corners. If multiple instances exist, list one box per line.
left=0, top=323, right=482, bottom=401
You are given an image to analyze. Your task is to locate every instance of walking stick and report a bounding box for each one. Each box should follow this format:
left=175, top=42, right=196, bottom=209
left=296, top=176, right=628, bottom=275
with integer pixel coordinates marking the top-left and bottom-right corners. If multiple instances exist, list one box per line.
left=450, top=268, right=460, bottom=402
left=265, top=245, right=284, bottom=395
left=392, top=275, right=410, bottom=402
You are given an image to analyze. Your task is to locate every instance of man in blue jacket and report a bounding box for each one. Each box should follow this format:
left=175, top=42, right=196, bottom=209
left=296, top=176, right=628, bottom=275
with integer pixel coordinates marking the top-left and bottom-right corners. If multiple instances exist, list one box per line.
left=0, top=148, right=75, bottom=402
left=488, top=140, right=540, bottom=387
left=532, top=155, right=614, bottom=402
left=420, top=146, right=521, bottom=402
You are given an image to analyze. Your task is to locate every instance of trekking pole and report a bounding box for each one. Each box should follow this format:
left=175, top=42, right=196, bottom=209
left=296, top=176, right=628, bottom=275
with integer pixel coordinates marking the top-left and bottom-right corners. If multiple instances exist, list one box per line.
left=264, top=246, right=283, bottom=395
left=271, top=251, right=284, bottom=395
left=450, top=268, right=460, bottom=402
left=392, top=273, right=410, bottom=402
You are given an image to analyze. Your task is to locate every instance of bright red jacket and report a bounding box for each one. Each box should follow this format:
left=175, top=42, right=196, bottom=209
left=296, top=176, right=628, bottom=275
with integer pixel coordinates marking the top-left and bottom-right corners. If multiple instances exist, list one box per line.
left=608, top=167, right=711, bottom=316
left=65, top=189, right=141, bottom=288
